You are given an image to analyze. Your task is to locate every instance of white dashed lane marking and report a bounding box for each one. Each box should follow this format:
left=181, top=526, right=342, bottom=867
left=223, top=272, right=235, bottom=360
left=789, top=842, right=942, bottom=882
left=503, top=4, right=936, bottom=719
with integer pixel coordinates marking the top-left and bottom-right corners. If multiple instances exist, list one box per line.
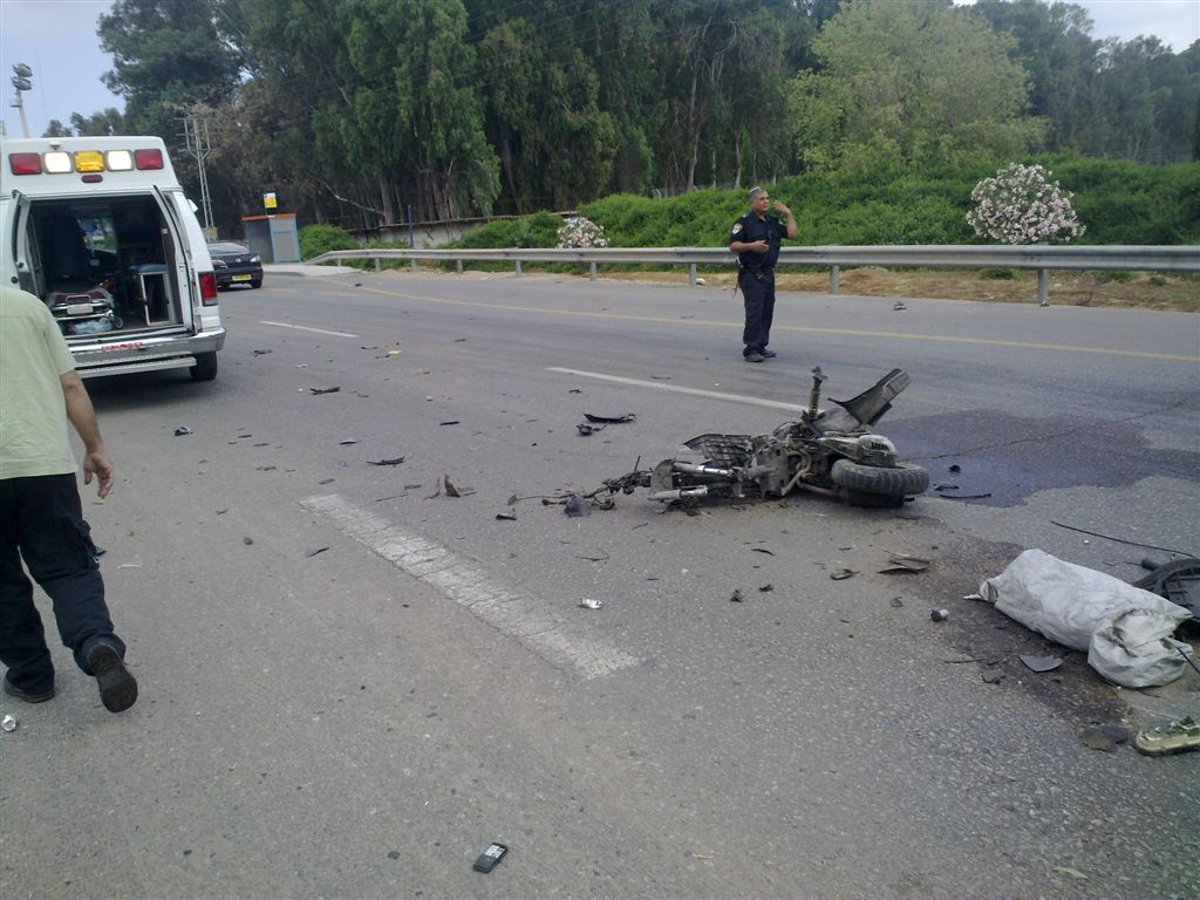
left=300, top=494, right=639, bottom=680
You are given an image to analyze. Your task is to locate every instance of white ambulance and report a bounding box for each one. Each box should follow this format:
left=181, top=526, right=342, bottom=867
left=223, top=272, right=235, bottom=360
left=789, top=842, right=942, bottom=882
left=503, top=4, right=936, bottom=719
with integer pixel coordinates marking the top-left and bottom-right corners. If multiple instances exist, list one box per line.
left=1, top=135, right=225, bottom=380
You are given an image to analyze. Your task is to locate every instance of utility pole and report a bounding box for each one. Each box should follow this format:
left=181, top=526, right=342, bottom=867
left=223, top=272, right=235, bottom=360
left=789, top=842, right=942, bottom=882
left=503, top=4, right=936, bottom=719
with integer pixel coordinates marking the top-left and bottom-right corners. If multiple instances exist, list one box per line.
left=181, top=113, right=215, bottom=237
left=11, top=63, right=33, bottom=138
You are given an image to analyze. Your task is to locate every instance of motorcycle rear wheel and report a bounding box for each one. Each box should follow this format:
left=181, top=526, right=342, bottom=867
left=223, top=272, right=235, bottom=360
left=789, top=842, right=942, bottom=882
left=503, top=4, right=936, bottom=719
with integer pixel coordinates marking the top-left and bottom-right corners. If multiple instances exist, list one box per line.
left=829, top=460, right=929, bottom=502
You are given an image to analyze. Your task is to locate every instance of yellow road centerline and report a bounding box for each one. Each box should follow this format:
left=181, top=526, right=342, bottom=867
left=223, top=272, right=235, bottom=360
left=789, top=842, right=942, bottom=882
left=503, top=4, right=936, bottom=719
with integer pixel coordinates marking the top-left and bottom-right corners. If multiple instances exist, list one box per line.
left=355, top=284, right=1200, bottom=363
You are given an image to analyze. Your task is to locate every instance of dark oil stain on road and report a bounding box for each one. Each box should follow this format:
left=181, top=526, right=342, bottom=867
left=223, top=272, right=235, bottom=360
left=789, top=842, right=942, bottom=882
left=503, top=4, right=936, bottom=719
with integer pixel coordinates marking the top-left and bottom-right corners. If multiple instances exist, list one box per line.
left=888, top=409, right=1200, bottom=508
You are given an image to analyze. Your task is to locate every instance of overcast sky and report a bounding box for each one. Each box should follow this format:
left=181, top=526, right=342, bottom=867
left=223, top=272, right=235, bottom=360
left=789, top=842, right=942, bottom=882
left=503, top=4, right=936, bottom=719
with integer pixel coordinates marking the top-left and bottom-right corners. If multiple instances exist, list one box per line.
left=2, top=0, right=1198, bottom=139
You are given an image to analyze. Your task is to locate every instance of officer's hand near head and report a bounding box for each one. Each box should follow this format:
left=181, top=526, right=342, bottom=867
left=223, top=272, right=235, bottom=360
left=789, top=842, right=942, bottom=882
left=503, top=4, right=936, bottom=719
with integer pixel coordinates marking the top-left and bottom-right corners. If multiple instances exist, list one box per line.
left=773, top=200, right=793, bottom=217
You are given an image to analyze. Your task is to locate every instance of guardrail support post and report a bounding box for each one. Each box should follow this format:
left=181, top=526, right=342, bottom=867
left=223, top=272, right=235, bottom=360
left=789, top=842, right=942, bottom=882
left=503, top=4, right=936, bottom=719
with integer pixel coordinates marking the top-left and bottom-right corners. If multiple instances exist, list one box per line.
left=1038, top=268, right=1049, bottom=306
left=515, top=261, right=523, bottom=277
left=456, top=260, right=463, bottom=274
left=689, top=264, right=697, bottom=286
left=375, top=258, right=382, bottom=273
left=829, top=265, right=840, bottom=294
left=590, top=262, right=597, bottom=282
left=410, top=258, right=417, bottom=271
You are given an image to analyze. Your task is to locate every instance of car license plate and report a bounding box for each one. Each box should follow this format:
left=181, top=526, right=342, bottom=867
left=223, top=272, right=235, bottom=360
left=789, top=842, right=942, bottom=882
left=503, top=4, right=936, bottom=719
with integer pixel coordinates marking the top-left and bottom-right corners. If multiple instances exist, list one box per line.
left=232, top=274, right=252, bottom=281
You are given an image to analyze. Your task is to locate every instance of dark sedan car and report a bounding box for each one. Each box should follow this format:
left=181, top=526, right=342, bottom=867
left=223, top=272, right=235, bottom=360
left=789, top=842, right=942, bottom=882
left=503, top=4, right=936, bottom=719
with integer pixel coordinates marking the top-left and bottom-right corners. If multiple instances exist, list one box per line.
left=209, top=241, right=264, bottom=289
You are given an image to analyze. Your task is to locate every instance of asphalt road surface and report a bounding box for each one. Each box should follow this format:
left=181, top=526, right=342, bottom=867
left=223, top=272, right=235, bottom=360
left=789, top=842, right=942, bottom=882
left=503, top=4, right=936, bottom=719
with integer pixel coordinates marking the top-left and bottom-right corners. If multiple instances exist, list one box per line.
left=2, top=268, right=1197, bottom=899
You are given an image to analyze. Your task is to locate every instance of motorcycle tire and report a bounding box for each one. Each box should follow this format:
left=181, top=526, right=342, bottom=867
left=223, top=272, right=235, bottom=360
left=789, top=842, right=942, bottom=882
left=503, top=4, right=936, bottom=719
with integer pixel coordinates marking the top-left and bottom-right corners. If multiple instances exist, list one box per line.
left=829, top=460, right=929, bottom=499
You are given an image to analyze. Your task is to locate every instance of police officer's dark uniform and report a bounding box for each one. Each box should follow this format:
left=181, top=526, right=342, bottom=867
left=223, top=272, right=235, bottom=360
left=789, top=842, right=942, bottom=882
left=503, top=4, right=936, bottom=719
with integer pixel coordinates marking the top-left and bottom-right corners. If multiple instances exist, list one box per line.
left=730, top=207, right=788, bottom=361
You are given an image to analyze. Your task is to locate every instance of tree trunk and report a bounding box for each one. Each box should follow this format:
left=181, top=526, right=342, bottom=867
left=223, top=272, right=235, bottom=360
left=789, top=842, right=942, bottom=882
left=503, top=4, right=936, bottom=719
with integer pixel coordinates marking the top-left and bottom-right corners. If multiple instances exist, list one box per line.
left=378, top=169, right=395, bottom=226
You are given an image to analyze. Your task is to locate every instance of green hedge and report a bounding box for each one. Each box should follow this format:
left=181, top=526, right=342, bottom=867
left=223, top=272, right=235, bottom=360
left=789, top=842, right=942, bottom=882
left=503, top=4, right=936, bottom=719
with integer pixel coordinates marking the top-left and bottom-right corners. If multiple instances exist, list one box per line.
left=299, top=223, right=358, bottom=260
left=449, top=155, right=1199, bottom=250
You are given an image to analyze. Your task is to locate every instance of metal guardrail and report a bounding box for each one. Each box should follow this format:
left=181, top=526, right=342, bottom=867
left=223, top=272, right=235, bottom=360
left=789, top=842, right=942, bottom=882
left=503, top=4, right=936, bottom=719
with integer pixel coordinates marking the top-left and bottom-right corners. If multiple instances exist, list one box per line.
left=309, top=244, right=1200, bottom=303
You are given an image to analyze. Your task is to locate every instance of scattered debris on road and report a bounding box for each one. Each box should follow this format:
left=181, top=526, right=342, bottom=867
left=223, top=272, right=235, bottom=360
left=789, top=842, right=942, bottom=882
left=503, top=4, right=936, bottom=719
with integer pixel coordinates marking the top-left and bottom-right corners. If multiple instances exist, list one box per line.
left=1019, top=654, right=1063, bottom=673
left=1135, top=717, right=1200, bottom=756
left=1081, top=723, right=1131, bottom=752
left=878, top=553, right=930, bottom=573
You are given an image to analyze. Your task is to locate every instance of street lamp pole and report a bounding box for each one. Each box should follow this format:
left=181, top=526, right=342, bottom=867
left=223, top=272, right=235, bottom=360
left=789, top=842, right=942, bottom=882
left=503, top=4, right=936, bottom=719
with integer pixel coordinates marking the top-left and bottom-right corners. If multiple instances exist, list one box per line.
left=10, top=63, right=32, bottom=138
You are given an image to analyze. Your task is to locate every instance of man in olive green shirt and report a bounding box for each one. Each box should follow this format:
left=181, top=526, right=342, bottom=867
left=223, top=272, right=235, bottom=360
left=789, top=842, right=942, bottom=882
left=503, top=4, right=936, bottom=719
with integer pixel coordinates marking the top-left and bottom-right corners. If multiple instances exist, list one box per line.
left=0, top=284, right=137, bottom=713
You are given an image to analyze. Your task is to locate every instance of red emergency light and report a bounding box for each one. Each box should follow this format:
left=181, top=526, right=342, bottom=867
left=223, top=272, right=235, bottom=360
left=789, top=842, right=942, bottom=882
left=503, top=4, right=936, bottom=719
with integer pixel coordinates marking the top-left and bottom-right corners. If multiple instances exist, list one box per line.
left=7, top=153, right=42, bottom=175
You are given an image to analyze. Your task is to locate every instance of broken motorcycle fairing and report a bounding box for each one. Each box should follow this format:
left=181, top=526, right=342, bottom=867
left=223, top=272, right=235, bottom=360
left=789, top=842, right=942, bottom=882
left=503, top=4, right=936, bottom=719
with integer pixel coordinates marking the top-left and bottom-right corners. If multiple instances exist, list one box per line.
left=605, top=368, right=929, bottom=508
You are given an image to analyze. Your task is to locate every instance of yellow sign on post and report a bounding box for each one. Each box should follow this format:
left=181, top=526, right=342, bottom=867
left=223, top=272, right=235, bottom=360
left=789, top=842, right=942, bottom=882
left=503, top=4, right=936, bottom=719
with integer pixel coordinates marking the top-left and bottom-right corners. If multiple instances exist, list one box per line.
left=263, top=192, right=277, bottom=210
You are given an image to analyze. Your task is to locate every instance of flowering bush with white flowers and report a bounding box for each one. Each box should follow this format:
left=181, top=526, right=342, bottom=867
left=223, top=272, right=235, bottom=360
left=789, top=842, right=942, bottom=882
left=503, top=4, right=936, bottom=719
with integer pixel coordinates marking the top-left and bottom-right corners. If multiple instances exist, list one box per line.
left=967, top=163, right=1085, bottom=244
left=556, top=215, right=609, bottom=250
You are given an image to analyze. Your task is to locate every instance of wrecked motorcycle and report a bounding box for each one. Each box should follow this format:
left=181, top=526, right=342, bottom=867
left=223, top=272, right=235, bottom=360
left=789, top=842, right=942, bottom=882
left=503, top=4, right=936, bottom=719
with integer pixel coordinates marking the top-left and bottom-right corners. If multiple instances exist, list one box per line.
left=604, top=367, right=930, bottom=508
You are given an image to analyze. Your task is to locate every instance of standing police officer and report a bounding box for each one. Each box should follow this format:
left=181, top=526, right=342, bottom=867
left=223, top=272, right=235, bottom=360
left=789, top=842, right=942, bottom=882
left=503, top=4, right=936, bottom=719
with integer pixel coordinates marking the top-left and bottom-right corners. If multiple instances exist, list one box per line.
left=729, top=187, right=797, bottom=362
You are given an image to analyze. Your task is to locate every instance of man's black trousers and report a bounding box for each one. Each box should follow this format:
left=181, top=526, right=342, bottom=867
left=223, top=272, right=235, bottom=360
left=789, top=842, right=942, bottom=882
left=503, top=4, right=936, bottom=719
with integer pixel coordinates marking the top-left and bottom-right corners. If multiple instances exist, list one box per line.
left=739, top=267, right=775, bottom=356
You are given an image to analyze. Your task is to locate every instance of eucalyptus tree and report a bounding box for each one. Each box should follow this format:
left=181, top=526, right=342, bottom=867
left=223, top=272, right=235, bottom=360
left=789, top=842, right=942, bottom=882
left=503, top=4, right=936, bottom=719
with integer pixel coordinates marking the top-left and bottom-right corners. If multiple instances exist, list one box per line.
left=97, top=0, right=242, bottom=142
left=789, top=0, right=1043, bottom=171
left=972, top=0, right=1100, bottom=152
left=471, top=0, right=618, bottom=212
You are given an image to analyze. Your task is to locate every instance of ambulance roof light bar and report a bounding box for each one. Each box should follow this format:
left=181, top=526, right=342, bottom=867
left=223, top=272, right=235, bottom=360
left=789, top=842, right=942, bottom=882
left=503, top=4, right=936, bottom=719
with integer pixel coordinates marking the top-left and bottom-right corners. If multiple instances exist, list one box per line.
left=6, top=146, right=165, bottom=175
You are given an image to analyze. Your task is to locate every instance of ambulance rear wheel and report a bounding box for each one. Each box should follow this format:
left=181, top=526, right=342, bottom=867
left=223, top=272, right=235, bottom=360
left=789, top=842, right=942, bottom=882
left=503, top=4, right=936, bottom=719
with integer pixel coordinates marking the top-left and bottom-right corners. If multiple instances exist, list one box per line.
left=191, top=352, right=218, bottom=382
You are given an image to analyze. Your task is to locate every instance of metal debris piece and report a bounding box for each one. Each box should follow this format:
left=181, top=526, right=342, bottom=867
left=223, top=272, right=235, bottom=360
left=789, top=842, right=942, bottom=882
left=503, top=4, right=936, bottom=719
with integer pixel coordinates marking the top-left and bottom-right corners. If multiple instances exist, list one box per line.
left=569, top=388, right=582, bottom=394
left=940, top=492, right=992, bottom=500
left=934, top=483, right=959, bottom=492
left=339, top=439, right=358, bottom=445
left=1019, top=654, right=1063, bottom=673
left=243, top=537, right=254, bottom=546
left=309, top=386, right=341, bottom=394
left=930, top=608, right=950, bottom=621
left=730, top=589, right=744, bottom=602
left=174, top=426, right=192, bottom=436
left=583, top=412, right=636, bottom=424
left=948, top=464, right=961, bottom=473
left=892, top=301, right=907, bottom=311
left=1, top=714, right=16, bottom=732
left=830, top=568, right=857, bottom=580
left=577, top=422, right=606, bottom=436
left=439, top=421, right=460, bottom=426
left=495, top=510, right=517, bottom=521
left=579, top=598, right=602, bottom=609
left=1053, top=866, right=1088, bottom=881
left=443, top=475, right=462, bottom=498
left=879, top=554, right=930, bottom=573
left=305, top=546, right=329, bottom=558
left=251, top=348, right=272, bottom=355
left=981, top=669, right=1005, bottom=683
left=367, top=457, right=405, bottom=466
left=889, top=596, right=904, bottom=608
left=564, top=494, right=590, bottom=517
left=751, top=547, right=775, bottom=556
left=758, top=584, right=774, bottom=593
left=1081, top=723, right=1132, bottom=752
